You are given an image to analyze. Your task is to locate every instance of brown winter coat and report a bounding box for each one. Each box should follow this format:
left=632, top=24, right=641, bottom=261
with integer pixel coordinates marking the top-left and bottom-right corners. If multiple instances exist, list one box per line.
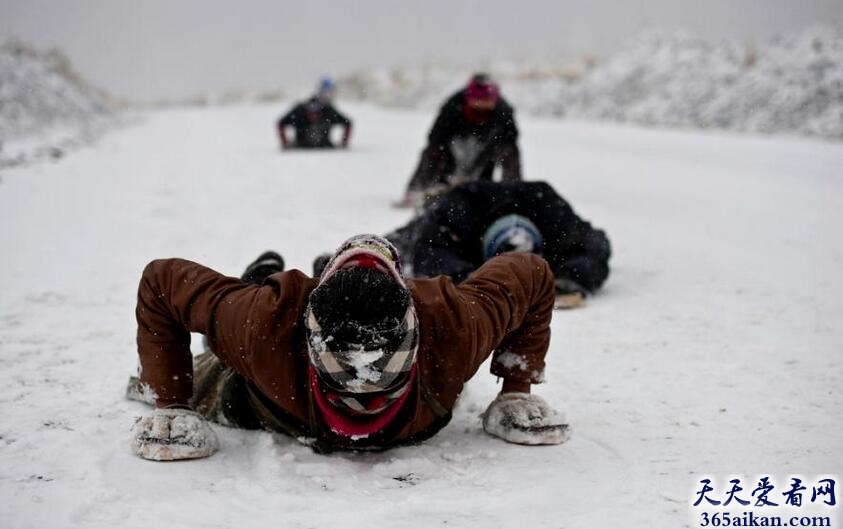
left=135, top=252, right=555, bottom=448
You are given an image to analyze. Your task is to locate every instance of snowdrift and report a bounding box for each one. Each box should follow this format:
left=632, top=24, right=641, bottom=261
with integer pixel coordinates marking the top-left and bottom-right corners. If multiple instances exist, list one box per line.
left=336, top=26, right=843, bottom=140
left=3, top=24, right=839, bottom=171
left=0, top=41, right=116, bottom=168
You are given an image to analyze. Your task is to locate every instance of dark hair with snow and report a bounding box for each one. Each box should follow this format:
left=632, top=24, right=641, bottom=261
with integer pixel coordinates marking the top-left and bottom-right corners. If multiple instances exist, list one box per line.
left=309, top=267, right=410, bottom=347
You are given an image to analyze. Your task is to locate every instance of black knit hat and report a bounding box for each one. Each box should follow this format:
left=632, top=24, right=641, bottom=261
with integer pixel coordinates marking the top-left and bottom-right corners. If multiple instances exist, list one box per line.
left=309, top=266, right=410, bottom=348
left=305, top=234, right=419, bottom=395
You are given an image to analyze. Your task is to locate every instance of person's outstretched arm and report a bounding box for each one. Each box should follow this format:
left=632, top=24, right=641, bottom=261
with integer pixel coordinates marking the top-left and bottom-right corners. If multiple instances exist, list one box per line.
left=277, top=105, right=303, bottom=149
left=427, top=111, right=455, bottom=147
left=323, top=105, right=352, bottom=147
left=440, top=253, right=569, bottom=444
left=132, top=258, right=266, bottom=460
left=135, top=258, right=259, bottom=407
left=453, top=253, right=555, bottom=389
left=340, top=123, right=352, bottom=148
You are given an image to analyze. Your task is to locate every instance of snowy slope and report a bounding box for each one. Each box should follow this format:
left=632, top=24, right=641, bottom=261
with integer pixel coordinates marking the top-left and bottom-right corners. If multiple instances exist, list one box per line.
left=0, top=41, right=116, bottom=169
left=0, top=103, right=842, bottom=529
left=337, top=26, right=843, bottom=140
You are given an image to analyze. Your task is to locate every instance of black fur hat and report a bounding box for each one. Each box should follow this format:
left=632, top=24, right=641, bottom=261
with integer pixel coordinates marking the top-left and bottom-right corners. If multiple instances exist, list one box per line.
left=309, top=266, right=410, bottom=348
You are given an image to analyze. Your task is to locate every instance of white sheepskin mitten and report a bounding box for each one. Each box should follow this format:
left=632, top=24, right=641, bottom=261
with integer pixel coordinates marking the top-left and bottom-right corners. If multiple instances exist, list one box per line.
left=131, top=408, right=219, bottom=461
left=482, top=392, right=570, bottom=445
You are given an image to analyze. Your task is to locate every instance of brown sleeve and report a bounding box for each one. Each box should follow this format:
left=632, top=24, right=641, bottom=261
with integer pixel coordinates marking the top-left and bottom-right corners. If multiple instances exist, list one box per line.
left=452, top=252, right=556, bottom=385
left=135, top=258, right=261, bottom=406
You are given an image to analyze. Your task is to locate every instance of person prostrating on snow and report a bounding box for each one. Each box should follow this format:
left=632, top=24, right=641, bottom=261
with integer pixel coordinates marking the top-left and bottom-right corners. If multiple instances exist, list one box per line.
left=386, top=180, right=611, bottom=309
left=396, top=73, right=523, bottom=208
left=276, top=77, right=352, bottom=150
left=128, top=235, right=569, bottom=460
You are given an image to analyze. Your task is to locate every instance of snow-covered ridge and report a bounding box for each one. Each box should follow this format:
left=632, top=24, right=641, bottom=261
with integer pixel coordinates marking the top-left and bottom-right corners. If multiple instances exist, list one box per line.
left=1, top=24, right=839, bottom=165
left=335, top=56, right=596, bottom=112
left=335, top=26, right=843, bottom=140
left=0, top=41, right=117, bottom=168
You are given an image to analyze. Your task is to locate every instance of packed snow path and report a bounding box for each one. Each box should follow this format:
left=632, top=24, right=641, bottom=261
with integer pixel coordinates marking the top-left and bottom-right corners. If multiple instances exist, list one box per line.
left=1, top=103, right=841, bottom=528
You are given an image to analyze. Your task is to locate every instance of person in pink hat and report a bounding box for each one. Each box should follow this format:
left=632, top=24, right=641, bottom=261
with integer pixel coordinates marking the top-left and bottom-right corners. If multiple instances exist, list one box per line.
left=127, top=234, right=568, bottom=460
left=397, top=73, right=523, bottom=208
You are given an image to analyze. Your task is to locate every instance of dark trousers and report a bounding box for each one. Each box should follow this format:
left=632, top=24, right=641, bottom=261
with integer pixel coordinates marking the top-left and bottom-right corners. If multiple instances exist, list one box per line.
left=406, top=142, right=522, bottom=193
left=551, top=228, right=611, bottom=293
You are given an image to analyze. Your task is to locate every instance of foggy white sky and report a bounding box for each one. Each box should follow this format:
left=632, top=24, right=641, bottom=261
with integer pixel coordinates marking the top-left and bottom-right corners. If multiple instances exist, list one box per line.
left=1, top=0, right=841, bottom=102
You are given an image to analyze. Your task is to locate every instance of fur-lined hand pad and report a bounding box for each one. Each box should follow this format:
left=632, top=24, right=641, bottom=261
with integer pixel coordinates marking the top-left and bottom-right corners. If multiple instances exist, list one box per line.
left=482, top=392, right=570, bottom=445
left=131, top=408, right=219, bottom=461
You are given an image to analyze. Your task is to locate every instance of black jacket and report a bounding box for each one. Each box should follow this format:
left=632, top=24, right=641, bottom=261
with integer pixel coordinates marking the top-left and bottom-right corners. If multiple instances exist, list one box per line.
left=427, top=91, right=518, bottom=148
left=278, top=97, right=351, bottom=148
left=387, top=181, right=611, bottom=292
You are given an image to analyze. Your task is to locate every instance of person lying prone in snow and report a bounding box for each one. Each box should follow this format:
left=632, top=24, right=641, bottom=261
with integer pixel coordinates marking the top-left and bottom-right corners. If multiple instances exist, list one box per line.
left=127, top=235, right=569, bottom=460
left=385, top=180, right=611, bottom=309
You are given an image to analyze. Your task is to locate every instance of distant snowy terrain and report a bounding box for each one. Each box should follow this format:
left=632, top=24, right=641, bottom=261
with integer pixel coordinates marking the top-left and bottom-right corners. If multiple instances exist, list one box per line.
left=338, top=26, right=843, bottom=140
left=1, top=102, right=841, bottom=528
left=2, top=25, right=841, bottom=173
left=0, top=41, right=116, bottom=169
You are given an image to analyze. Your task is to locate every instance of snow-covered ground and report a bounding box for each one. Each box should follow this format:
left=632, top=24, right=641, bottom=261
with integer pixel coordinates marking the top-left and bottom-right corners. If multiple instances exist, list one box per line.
left=0, top=102, right=841, bottom=529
